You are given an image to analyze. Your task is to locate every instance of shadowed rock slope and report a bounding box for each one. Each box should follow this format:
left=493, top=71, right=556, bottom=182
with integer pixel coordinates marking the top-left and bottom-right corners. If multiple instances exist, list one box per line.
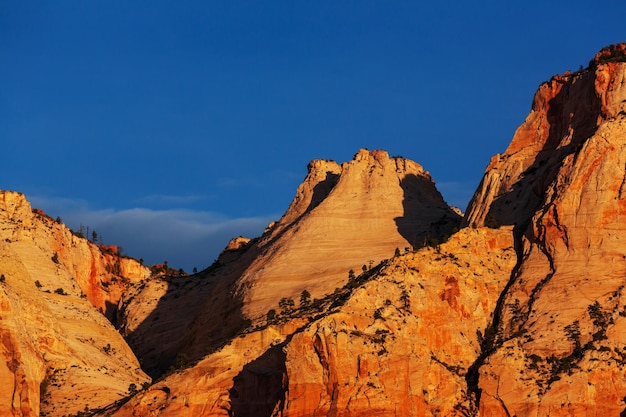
left=0, top=191, right=150, bottom=417
left=117, top=149, right=461, bottom=376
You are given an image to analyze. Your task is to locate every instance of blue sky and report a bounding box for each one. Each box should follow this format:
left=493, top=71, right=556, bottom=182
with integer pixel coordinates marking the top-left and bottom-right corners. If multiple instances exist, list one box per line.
left=2, top=1, right=625, bottom=271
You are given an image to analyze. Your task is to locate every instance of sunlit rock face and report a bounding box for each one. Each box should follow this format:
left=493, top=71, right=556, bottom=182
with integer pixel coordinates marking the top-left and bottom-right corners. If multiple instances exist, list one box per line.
left=105, top=227, right=515, bottom=416
left=236, top=149, right=461, bottom=323
left=280, top=227, right=515, bottom=417
left=463, top=44, right=626, bottom=416
left=118, top=149, right=461, bottom=376
left=0, top=191, right=150, bottom=417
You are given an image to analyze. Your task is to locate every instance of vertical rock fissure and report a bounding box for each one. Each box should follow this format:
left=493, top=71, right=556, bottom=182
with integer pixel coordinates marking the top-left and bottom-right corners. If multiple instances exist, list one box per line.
left=464, top=222, right=528, bottom=410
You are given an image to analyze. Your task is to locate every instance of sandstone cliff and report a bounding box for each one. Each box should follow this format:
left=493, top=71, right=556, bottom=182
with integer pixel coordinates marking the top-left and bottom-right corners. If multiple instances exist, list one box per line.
left=463, top=43, right=626, bottom=415
left=118, top=149, right=461, bottom=376
left=0, top=191, right=150, bottom=416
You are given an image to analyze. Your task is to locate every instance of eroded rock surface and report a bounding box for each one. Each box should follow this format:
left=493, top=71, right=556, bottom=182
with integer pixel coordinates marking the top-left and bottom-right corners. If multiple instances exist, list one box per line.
left=464, top=44, right=626, bottom=416
left=106, top=227, right=515, bottom=416
left=0, top=191, right=150, bottom=416
left=118, top=150, right=461, bottom=375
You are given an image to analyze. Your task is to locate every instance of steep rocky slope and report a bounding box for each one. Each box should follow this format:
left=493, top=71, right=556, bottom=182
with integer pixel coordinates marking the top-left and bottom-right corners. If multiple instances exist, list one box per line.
left=106, top=226, right=516, bottom=416
left=118, top=149, right=461, bottom=376
left=464, top=43, right=626, bottom=415
left=0, top=191, right=150, bottom=416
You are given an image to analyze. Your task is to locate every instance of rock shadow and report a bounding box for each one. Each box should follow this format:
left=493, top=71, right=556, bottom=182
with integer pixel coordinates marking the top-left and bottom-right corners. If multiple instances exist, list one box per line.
left=119, top=249, right=257, bottom=379
left=482, top=69, right=602, bottom=228
left=305, top=172, right=340, bottom=215
left=228, top=343, right=288, bottom=417
left=394, top=174, right=461, bottom=248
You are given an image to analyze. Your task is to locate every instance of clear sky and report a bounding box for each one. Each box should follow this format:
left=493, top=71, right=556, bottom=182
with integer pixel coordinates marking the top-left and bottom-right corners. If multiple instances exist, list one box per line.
left=2, top=1, right=625, bottom=271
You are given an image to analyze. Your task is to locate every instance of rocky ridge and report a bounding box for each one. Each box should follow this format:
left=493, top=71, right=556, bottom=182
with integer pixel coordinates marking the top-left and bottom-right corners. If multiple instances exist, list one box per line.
left=106, top=226, right=516, bottom=416
left=112, top=43, right=626, bottom=416
left=117, top=149, right=461, bottom=376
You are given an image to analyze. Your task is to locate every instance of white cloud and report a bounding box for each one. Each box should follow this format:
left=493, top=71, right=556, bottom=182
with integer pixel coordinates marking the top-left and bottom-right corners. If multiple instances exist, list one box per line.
left=134, top=194, right=212, bottom=205
left=28, top=195, right=276, bottom=271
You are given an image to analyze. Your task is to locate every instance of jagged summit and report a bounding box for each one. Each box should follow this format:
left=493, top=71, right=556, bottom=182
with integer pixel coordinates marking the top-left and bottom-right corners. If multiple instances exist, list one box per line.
left=234, top=148, right=459, bottom=320
left=462, top=44, right=626, bottom=415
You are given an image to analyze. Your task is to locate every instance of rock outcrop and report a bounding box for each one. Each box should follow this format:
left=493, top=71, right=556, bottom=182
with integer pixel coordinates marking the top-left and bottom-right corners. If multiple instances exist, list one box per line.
left=105, top=226, right=516, bottom=416
left=118, top=149, right=461, bottom=375
left=463, top=43, right=626, bottom=415
left=0, top=191, right=150, bottom=416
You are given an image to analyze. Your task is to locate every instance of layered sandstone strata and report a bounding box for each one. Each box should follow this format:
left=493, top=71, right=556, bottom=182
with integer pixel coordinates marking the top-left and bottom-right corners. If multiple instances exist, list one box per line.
left=105, top=227, right=515, bottom=416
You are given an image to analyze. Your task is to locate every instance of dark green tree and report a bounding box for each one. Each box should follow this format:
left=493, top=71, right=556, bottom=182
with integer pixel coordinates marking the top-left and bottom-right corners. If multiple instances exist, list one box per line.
left=266, top=309, right=276, bottom=322
left=278, top=297, right=295, bottom=313
left=485, top=213, right=498, bottom=229
left=300, top=289, right=311, bottom=306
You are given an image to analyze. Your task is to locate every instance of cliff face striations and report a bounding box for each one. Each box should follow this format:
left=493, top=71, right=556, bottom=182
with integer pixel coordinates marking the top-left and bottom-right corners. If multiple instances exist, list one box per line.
left=0, top=191, right=150, bottom=416
left=464, top=43, right=626, bottom=415
left=113, top=44, right=626, bottom=416
left=107, top=227, right=516, bottom=416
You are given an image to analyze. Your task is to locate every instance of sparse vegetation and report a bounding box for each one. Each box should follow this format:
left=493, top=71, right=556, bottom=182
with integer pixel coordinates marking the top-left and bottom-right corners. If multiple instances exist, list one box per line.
left=484, top=213, right=498, bottom=229
left=51, top=252, right=60, bottom=264
left=400, top=289, right=410, bottom=311
left=278, top=297, right=295, bottom=313
left=591, top=44, right=626, bottom=66
left=588, top=301, right=611, bottom=341
left=55, top=287, right=66, bottom=295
